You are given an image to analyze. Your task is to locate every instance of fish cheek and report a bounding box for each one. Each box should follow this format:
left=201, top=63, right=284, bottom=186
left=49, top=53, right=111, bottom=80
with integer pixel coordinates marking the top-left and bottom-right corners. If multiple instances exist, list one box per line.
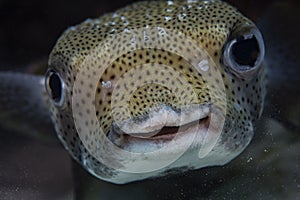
left=47, top=56, right=86, bottom=160
left=218, top=64, right=266, bottom=152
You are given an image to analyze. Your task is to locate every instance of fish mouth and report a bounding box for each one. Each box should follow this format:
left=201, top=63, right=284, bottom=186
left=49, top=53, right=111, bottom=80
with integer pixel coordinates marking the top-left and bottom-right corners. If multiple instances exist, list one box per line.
left=115, top=116, right=210, bottom=141
left=137, top=116, right=210, bottom=140
left=108, top=104, right=219, bottom=152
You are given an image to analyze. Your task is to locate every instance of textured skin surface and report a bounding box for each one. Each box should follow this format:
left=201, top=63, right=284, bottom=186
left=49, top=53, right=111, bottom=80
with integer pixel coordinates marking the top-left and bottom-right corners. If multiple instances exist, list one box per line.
left=47, top=0, right=266, bottom=183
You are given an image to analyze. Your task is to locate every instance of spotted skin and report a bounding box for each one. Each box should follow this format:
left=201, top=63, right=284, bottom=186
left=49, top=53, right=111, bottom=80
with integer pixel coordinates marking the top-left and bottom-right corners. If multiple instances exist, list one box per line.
left=48, top=0, right=266, bottom=183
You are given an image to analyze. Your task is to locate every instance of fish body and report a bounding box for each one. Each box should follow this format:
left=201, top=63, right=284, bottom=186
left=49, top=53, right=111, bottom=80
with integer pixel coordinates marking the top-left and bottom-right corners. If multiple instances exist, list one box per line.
left=45, top=0, right=267, bottom=184
left=7, top=0, right=268, bottom=184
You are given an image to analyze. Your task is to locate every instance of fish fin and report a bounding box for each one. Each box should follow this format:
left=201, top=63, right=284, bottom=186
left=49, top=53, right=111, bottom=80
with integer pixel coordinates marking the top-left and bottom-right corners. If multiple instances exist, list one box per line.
left=258, top=2, right=300, bottom=131
left=0, top=72, right=56, bottom=142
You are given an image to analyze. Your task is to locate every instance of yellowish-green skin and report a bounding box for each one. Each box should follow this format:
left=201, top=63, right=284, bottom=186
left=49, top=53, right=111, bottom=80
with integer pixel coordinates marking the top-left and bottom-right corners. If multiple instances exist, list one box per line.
left=47, top=0, right=266, bottom=184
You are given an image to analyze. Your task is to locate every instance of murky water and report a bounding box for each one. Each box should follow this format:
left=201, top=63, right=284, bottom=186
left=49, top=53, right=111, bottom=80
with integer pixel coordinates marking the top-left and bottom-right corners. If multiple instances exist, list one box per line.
left=0, top=0, right=299, bottom=199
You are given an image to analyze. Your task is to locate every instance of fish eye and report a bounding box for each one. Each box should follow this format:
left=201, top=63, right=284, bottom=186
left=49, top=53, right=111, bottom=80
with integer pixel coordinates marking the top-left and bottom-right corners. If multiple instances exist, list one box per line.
left=45, top=69, right=64, bottom=106
left=223, top=28, right=265, bottom=77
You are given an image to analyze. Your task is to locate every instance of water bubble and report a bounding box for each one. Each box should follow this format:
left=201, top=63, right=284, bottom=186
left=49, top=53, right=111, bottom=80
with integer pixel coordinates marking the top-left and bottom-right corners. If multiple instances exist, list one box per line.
left=109, top=28, right=117, bottom=34
left=102, top=81, right=112, bottom=89
left=93, top=19, right=100, bottom=24
left=167, top=1, right=174, bottom=5
left=130, top=36, right=136, bottom=44
left=166, top=8, right=172, bottom=13
left=112, top=12, right=118, bottom=18
left=67, top=26, right=76, bottom=31
left=264, top=149, right=268, bottom=153
left=165, top=16, right=172, bottom=21
left=198, top=4, right=206, bottom=9
left=124, top=28, right=131, bottom=33
left=182, top=4, right=192, bottom=10
left=247, top=157, right=253, bottom=163
left=178, top=13, right=187, bottom=21
left=157, top=27, right=167, bottom=35
left=143, top=30, right=150, bottom=41
left=197, top=60, right=209, bottom=72
left=203, top=0, right=213, bottom=4
left=103, top=43, right=110, bottom=51
left=234, top=102, right=242, bottom=111
left=84, top=18, right=93, bottom=24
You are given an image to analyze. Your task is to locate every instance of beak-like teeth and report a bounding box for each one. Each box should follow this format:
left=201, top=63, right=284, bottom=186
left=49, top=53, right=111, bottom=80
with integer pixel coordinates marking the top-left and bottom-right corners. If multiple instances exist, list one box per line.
left=112, top=104, right=211, bottom=138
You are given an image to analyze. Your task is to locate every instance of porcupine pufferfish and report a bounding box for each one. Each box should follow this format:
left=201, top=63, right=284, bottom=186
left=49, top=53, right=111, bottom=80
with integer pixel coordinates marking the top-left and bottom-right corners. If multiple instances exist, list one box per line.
left=1, top=0, right=269, bottom=184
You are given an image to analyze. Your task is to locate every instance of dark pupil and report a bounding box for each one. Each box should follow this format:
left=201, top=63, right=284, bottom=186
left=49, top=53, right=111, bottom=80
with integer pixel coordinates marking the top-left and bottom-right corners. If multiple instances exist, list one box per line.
left=49, top=73, right=62, bottom=102
left=232, top=35, right=260, bottom=67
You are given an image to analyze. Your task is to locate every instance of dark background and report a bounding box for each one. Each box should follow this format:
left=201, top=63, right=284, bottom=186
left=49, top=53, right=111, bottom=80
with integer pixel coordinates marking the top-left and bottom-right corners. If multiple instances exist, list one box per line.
left=0, top=0, right=296, bottom=70
left=0, top=0, right=299, bottom=200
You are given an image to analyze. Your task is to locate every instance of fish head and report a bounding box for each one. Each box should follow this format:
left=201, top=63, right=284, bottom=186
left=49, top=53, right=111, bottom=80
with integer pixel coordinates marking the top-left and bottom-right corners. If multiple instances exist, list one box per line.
left=46, top=0, right=266, bottom=184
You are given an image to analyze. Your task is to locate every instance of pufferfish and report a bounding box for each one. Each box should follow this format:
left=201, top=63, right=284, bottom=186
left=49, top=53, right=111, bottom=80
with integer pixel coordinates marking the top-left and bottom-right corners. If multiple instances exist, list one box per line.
left=0, top=0, right=268, bottom=184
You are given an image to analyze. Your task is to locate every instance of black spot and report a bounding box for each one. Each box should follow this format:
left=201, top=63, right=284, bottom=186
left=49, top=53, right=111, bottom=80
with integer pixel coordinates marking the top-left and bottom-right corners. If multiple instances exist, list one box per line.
left=110, top=75, right=116, bottom=80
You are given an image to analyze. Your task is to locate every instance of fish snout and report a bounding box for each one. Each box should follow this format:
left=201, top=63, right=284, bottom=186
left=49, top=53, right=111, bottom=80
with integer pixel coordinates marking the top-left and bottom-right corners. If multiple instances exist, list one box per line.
left=111, top=104, right=211, bottom=139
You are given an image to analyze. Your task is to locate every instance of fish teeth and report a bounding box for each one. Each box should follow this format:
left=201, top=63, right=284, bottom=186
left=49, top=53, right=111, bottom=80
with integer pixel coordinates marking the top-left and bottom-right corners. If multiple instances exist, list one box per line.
left=113, top=104, right=211, bottom=135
